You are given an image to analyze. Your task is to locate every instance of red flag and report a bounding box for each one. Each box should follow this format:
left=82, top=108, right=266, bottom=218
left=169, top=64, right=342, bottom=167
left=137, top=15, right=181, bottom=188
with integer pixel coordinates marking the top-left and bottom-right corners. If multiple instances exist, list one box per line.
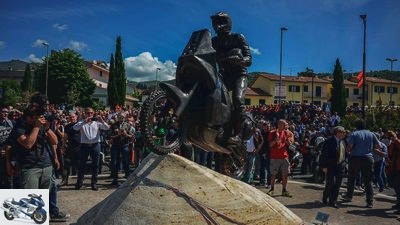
left=357, top=71, right=363, bottom=80
left=274, top=104, right=280, bottom=112
left=357, top=71, right=364, bottom=88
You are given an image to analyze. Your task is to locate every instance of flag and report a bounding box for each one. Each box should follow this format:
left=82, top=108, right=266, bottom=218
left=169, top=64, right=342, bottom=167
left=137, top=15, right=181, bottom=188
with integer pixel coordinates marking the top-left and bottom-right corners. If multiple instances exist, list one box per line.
left=357, top=71, right=364, bottom=88
left=274, top=104, right=280, bottom=112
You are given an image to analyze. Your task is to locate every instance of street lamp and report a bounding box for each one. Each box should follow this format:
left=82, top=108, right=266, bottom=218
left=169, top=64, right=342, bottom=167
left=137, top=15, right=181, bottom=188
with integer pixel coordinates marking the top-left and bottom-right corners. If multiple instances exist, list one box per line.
left=42, top=42, right=49, bottom=96
left=386, top=58, right=398, bottom=105
left=279, top=27, right=288, bottom=105
left=155, top=68, right=160, bottom=88
left=360, top=14, right=367, bottom=120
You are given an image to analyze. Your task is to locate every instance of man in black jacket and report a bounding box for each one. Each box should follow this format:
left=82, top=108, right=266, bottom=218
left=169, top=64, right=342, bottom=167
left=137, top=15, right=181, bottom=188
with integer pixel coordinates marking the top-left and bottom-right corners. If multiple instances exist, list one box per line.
left=319, top=126, right=347, bottom=208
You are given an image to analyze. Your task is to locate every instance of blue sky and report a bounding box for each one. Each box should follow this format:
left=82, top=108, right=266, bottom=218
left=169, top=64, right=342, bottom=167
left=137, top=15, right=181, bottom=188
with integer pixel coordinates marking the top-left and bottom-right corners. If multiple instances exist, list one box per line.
left=0, top=0, right=399, bottom=82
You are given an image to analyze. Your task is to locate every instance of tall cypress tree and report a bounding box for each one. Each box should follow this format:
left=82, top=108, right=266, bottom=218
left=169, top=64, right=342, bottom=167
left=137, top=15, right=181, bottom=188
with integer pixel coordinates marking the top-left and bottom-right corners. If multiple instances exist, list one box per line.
left=114, top=36, right=126, bottom=105
left=107, top=53, right=118, bottom=106
left=331, top=58, right=347, bottom=116
left=21, top=64, right=32, bottom=92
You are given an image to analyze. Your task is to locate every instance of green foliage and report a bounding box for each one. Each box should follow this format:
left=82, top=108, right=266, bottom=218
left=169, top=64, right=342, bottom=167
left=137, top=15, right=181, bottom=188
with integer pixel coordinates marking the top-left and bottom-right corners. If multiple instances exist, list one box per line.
left=331, top=59, right=347, bottom=117
left=107, top=54, right=118, bottom=106
left=33, top=49, right=96, bottom=106
left=0, top=80, right=22, bottom=107
left=114, top=36, right=127, bottom=105
left=341, top=106, right=400, bottom=131
left=21, top=64, right=33, bottom=92
left=91, top=100, right=105, bottom=111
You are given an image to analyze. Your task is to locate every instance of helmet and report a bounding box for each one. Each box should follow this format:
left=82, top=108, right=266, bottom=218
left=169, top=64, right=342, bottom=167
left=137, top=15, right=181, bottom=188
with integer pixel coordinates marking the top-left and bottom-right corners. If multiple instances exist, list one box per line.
left=211, top=12, right=232, bottom=34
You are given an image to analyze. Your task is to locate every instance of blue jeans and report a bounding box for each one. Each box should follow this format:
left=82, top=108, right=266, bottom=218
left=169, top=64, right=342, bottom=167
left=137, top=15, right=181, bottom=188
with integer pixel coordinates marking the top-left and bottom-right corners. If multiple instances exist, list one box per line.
left=194, top=146, right=208, bottom=166
left=49, top=170, right=59, bottom=216
left=20, top=166, right=52, bottom=189
left=259, top=153, right=270, bottom=185
left=374, top=160, right=384, bottom=189
left=77, top=143, right=100, bottom=185
left=110, top=144, right=130, bottom=180
left=243, top=152, right=256, bottom=184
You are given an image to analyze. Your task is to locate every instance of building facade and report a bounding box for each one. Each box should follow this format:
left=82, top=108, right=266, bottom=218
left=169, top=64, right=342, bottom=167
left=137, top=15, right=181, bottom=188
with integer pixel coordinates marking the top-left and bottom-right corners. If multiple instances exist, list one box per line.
left=246, top=73, right=400, bottom=107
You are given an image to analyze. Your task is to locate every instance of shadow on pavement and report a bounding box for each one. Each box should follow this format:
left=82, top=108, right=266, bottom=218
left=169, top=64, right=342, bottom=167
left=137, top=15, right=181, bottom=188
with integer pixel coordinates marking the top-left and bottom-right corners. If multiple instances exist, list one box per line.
left=346, top=208, right=398, bottom=219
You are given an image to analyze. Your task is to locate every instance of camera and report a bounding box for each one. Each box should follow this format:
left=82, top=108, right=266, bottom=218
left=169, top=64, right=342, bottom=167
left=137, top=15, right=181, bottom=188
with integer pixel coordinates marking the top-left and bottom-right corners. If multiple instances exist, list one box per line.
left=44, top=113, right=56, bottom=122
left=30, top=94, right=48, bottom=115
left=91, top=117, right=97, bottom=121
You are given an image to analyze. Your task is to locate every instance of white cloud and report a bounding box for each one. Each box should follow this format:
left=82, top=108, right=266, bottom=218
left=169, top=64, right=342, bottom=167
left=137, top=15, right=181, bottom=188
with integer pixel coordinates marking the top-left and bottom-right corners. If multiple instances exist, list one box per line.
left=68, top=40, right=87, bottom=51
left=124, top=52, right=176, bottom=82
left=32, top=39, right=49, bottom=47
left=250, top=47, right=261, bottom=55
left=0, top=41, right=6, bottom=48
left=52, top=23, right=68, bottom=31
left=26, top=54, right=43, bottom=63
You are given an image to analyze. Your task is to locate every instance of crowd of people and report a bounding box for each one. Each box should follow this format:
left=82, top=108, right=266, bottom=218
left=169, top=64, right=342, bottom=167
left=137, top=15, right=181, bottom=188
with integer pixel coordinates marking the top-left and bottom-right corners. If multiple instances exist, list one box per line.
left=2, top=99, right=400, bottom=221
left=0, top=99, right=143, bottom=222
left=241, top=103, right=400, bottom=212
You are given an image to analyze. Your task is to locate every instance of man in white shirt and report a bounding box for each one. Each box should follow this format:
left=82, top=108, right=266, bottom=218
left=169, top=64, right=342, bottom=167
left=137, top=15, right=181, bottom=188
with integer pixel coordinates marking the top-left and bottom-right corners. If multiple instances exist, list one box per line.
left=73, top=107, right=109, bottom=191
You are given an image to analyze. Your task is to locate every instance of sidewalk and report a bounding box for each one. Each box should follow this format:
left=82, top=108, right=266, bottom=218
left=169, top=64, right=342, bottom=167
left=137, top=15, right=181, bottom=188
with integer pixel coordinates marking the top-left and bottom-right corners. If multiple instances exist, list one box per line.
left=260, top=180, right=399, bottom=225
left=54, top=173, right=400, bottom=225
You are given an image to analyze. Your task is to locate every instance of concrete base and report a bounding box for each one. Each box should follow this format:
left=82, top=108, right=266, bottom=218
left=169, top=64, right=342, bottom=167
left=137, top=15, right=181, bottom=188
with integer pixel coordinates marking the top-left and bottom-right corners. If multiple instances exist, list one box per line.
left=76, top=153, right=303, bottom=225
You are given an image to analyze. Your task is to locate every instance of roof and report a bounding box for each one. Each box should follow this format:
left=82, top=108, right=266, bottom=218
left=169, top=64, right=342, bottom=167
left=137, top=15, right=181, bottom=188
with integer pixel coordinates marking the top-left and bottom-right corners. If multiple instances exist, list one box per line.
left=245, top=87, right=272, bottom=96
left=0, top=60, right=29, bottom=71
left=85, top=60, right=109, bottom=73
left=256, top=73, right=331, bottom=83
left=348, top=76, right=400, bottom=84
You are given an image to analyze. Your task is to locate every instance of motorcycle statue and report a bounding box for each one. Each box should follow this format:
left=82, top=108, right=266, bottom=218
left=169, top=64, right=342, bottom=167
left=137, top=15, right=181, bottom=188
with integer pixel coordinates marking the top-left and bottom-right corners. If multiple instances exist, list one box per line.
left=1, top=193, right=47, bottom=224
left=140, top=29, right=254, bottom=178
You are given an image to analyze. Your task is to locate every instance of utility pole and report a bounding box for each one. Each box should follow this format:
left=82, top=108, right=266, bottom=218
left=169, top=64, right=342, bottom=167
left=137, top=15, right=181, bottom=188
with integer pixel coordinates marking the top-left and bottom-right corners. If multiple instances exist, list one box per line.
left=360, top=15, right=367, bottom=120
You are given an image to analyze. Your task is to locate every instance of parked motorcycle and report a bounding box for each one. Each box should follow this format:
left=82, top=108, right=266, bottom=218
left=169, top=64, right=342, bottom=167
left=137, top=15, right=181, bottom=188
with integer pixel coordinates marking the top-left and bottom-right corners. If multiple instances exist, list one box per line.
left=140, top=29, right=254, bottom=178
left=1, top=193, right=47, bottom=224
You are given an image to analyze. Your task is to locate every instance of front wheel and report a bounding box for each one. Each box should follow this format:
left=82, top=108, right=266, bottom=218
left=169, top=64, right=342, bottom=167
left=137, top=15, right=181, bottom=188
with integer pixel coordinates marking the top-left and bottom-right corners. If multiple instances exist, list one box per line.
left=32, top=210, right=47, bottom=224
left=139, top=89, right=186, bottom=155
left=4, top=211, right=14, bottom=220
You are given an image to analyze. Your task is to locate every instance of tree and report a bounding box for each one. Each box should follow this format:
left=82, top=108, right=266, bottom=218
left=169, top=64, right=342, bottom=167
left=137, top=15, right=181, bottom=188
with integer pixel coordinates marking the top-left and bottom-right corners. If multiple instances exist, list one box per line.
left=114, top=36, right=127, bottom=105
left=107, top=53, right=118, bottom=106
left=33, top=49, right=96, bottom=106
left=20, top=64, right=36, bottom=103
left=330, top=58, right=347, bottom=116
left=0, top=80, right=22, bottom=107
left=21, top=64, right=33, bottom=92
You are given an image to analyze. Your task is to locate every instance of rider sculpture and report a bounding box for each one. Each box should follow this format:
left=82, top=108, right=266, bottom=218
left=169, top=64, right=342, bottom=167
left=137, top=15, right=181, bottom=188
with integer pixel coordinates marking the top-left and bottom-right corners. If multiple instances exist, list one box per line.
left=211, top=12, right=252, bottom=144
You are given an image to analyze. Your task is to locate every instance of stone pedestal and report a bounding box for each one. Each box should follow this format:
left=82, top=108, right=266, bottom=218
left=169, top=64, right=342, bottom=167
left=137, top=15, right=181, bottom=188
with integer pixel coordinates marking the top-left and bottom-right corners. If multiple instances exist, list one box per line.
left=76, top=153, right=302, bottom=225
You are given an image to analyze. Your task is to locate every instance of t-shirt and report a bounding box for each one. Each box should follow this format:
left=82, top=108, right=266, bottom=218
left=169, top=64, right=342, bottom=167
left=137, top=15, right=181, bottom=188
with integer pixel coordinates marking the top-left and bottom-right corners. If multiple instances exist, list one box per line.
left=65, top=122, right=81, bottom=146
left=0, top=119, right=13, bottom=147
left=268, top=130, right=289, bottom=159
left=347, top=129, right=379, bottom=158
left=13, top=120, right=52, bottom=169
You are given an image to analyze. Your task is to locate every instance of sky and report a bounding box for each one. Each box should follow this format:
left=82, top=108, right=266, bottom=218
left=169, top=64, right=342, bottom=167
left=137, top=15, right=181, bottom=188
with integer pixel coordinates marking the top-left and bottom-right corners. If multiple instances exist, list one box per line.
left=0, top=0, right=399, bottom=82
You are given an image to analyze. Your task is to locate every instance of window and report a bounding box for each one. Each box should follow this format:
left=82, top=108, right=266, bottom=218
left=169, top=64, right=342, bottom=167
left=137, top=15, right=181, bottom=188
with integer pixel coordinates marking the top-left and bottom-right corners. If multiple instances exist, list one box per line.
left=99, top=71, right=103, bottom=77
left=316, top=86, right=322, bottom=97
left=289, top=85, right=300, bottom=92
left=259, top=99, right=265, bottom=105
left=353, top=89, right=359, bottom=95
left=244, top=98, right=251, bottom=105
left=374, top=86, right=384, bottom=93
left=303, top=85, right=309, bottom=92
left=388, top=87, right=398, bottom=94
left=345, top=88, right=349, bottom=98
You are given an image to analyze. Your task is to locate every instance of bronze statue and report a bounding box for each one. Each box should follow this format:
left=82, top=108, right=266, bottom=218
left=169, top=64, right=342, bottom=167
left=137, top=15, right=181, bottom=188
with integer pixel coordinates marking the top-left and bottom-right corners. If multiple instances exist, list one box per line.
left=211, top=12, right=252, bottom=143
left=139, top=12, right=254, bottom=178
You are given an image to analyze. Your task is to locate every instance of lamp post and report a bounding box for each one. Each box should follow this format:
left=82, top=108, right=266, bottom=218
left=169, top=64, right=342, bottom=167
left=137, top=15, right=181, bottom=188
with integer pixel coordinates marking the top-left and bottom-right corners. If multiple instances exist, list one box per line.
left=155, top=68, right=160, bottom=88
left=279, top=27, right=288, bottom=105
left=360, top=15, right=367, bottom=120
left=42, top=42, right=49, bottom=96
left=386, top=58, right=398, bottom=106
